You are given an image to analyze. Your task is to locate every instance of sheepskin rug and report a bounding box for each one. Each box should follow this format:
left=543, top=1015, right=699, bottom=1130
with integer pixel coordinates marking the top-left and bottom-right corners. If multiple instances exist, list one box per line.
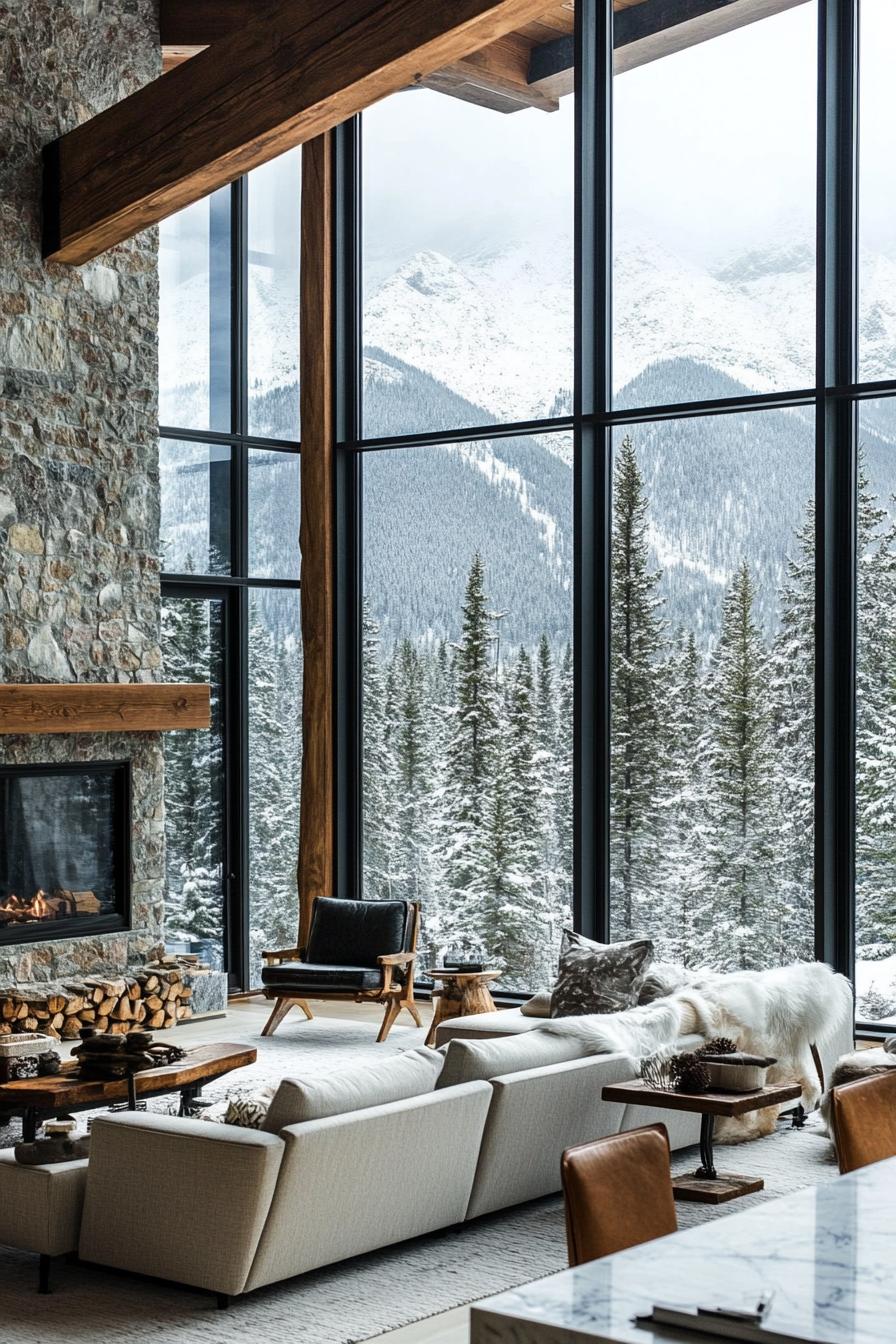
left=541, top=961, right=855, bottom=1141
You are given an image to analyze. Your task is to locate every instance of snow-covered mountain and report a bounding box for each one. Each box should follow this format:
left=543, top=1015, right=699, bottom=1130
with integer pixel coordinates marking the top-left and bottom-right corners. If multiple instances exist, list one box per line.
left=160, top=233, right=896, bottom=650
left=362, top=235, right=896, bottom=429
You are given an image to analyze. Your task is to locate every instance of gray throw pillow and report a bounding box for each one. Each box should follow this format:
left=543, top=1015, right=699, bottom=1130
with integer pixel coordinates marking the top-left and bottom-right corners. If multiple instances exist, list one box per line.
left=550, top=930, right=654, bottom=1018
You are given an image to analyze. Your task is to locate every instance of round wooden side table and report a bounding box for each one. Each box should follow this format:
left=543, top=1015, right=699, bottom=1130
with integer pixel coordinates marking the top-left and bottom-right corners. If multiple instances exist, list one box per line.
left=424, top=969, right=501, bottom=1048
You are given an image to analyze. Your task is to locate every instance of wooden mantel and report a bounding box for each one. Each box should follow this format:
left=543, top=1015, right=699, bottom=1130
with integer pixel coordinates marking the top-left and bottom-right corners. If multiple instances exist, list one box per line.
left=0, top=684, right=211, bottom=735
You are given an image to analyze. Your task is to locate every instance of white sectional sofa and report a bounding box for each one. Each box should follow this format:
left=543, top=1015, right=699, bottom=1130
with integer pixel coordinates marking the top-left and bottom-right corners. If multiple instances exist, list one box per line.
left=36, top=1023, right=706, bottom=1302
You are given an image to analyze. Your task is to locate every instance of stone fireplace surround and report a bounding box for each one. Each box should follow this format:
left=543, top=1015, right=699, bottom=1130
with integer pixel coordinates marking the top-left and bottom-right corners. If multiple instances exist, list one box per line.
left=0, top=3, right=164, bottom=988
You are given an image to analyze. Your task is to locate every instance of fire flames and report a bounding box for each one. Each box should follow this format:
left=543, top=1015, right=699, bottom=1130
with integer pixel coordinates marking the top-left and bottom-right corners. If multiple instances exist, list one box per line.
left=0, top=887, right=102, bottom=925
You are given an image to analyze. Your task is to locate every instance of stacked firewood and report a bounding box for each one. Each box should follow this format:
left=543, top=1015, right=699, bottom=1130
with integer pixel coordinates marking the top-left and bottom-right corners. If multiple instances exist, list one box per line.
left=0, top=971, right=194, bottom=1039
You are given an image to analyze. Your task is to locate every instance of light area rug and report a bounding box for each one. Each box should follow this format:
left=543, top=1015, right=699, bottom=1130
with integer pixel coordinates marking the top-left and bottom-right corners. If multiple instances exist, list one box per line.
left=0, top=1017, right=840, bottom=1344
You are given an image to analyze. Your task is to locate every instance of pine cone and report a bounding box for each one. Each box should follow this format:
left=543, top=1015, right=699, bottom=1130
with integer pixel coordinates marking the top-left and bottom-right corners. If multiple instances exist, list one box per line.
left=698, top=1037, right=738, bottom=1058
left=669, top=1051, right=710, bottom=1093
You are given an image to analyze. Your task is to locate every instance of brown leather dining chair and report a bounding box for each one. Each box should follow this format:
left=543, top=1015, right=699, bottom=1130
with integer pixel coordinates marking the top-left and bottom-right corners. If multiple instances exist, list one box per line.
left=561, top=1124, right=678, bottom=1267
left=830, top=1070, right=896, bottom=1175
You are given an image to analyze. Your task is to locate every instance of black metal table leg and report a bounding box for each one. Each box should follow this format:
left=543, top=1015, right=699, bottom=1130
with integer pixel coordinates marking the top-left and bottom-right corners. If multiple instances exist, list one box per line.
left=695, top=1112, right=717, bottom=1180
left=179, top=1083, right=201, bottom=1117
left=23, top=1108, right=39, bottom=1143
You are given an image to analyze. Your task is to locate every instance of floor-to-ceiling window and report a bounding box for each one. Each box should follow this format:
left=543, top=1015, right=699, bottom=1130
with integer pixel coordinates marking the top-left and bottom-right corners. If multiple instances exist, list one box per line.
left=608, top=3, right=818, bottom=970
left=359, top=75, right=575, bottom=990
left=157, top=0, right=896, bottom=1027
left=854, top=0, right=896, bottom=1026
left=158, top=152, right=302, bottom=990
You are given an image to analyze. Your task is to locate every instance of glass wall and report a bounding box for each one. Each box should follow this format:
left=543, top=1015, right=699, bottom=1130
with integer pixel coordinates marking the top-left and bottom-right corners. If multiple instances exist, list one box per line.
left=362, top=437, right=573, bottom=989
left=158, top=0, right=896, bottom=1022
left=159, top=171, right=302, bottom=991
left=609, top=411, right=815, bottom=968
left=858, top=0, right=896, bottom=384
left=613, top=2, right=817, bottom=409
left=162, top=595, right=227, bottom=970
left=359, top=45, right=575, bottom=990
left=855, top=397, right=896, bottom=1025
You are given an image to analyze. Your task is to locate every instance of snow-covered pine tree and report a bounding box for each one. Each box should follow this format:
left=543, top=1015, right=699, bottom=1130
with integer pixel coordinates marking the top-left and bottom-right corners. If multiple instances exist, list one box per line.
left=361, top=600, right=400, bottom=901
left=492, top=648, right=551, bottom=986
left=555, top=642, right=574, bottom=934
left=161, top=594, right=225, bottom=955
left=768, top=498, right=816, bottom=963
left=391, top=638, right=431, bottom=903
left=704, top=561, right=779, bottom=970
left=656, top=630, right=712, bottom=966
left=247, top=604, right=301, bottom=981
left=442, top=552, right=502, bottom=957
left=533, top=635, right=563, bottom=975
left=855, top=454, right=896, bottom=985
left=610, top=436, right=666, bottom=938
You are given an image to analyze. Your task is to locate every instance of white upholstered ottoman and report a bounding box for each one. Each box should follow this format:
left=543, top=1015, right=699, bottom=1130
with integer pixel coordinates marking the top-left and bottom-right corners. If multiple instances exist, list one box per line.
left=0, top=1151, right=89, bottom=1291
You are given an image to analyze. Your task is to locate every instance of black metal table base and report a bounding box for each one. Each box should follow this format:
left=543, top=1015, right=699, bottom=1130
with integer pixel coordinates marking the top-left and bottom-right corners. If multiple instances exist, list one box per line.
left=695, top=1111, right=717, bottom=1179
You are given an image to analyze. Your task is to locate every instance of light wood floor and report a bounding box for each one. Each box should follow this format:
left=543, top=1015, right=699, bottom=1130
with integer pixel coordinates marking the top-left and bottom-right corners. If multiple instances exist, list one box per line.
left=152, top=995, right=472, bottom=1342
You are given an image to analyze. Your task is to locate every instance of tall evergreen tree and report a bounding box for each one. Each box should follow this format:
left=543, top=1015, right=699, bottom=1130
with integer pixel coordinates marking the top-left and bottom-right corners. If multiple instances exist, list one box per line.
left=657, top=631, right=711, bottom=966
left=704, top=561, right=779, bottom=970
left=768, top=500, right=816, bottom=963
left=610, top=436, right=666, bottom=937
left=162, top=594, right=224, bottom=956
left=855, top=455, right=896, bottom=969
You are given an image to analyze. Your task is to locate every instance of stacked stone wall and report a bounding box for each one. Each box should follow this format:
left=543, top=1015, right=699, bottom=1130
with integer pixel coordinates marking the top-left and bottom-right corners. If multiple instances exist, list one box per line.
left=0, top=1, right=163, bottom=984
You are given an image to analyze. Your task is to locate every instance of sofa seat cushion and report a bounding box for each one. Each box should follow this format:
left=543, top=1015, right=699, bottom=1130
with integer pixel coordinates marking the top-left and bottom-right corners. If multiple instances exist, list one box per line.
left=263, top=1046, right=444, bottom=1132
left=305, top=897, right=409, bottom=968
left=437, top=1027, right=593, bottom=1089
left=260, top=961, right=383, bottom=994
left=0, top=1152, right=89, bottom=1257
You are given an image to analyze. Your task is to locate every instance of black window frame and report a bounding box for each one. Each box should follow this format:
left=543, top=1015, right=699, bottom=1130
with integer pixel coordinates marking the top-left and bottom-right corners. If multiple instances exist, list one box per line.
left=334, top=0, right=896, bottom=1032
left=160, top=178, right=302, bottom=992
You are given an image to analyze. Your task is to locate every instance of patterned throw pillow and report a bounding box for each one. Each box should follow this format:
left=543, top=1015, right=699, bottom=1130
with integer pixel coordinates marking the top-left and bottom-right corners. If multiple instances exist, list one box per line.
left=550, top=931, right=654, bottom=1018
left=224, top=1094, right=272, bottom=1129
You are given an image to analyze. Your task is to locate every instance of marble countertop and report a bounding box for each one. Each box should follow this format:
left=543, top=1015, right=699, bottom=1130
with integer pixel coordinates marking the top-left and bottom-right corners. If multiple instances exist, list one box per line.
left=472, top=1157, right=896, bottom=1344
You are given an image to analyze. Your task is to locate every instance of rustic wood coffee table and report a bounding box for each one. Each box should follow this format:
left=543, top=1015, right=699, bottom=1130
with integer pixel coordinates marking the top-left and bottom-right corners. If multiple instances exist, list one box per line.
left=0, top=1041, right=256, bottom=1142
left=425, top=969, right=501, bottom=1047
left=601, top=1078, right=802, bottom=1203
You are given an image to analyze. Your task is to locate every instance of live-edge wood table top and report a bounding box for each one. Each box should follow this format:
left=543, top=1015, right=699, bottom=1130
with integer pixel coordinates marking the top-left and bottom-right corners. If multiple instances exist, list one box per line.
left=0, top=1041, right=256, bottom=1111
left=601, top=1077, right=802, bottom=1117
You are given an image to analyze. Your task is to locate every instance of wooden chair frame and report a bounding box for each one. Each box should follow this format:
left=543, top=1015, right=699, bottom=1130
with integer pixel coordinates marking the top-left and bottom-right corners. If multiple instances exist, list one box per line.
left=259, top=902, right=423, bottom=1042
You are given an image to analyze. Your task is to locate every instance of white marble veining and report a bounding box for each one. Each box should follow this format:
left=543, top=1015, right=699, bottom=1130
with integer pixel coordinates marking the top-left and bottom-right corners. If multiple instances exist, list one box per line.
left=472, top=1157, right=896, bottom=1344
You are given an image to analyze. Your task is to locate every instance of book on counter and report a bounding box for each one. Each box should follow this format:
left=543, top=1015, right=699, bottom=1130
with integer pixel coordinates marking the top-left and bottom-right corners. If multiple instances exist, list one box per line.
left=635, top=1298, right=819, bottom=1344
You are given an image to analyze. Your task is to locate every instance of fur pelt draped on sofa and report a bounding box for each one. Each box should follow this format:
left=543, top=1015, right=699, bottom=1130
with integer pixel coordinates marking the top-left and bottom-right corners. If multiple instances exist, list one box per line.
left=539, top=962, right=854, bottom=1128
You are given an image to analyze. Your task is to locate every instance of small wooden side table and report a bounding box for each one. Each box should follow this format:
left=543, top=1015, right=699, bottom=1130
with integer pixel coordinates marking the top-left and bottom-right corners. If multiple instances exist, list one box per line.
left=600, top=1078, right=802, bottom=1204
left=425, top=970, right=501, bottom=1048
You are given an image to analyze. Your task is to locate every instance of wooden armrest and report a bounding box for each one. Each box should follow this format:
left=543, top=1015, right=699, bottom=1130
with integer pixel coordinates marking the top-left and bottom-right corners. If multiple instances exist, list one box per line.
left=378, top=952, right=416, bottom=967
left=261, top=947, right=305, bottom=962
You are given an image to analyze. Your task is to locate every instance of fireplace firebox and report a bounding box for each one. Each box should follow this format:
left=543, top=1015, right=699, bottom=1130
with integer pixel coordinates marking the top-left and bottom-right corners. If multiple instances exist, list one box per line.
left=0, top=760, right=131, bottom=946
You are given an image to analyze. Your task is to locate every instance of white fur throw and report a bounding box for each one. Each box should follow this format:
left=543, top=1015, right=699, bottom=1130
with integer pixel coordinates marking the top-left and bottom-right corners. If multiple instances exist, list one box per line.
left=538, top=961, right=854, bottom=1113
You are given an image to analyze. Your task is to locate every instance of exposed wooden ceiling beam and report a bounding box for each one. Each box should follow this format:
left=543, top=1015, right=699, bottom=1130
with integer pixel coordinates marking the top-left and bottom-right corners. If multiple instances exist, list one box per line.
left=43, top=0, right=561, bottom=265
left=528, top=0, right=810, bottom=96
left=422, top=34, right=560, bottom=113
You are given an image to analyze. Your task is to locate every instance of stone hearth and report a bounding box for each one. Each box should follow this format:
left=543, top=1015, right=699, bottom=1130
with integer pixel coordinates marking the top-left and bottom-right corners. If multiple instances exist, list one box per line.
left=0, top=3, right=163, bottom=986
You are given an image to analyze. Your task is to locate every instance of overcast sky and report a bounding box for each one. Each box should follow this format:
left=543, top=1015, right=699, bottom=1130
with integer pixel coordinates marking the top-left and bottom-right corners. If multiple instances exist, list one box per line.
left=361, top=0, right=895, bottom=281
left=165, top=0, right=895, bottom=289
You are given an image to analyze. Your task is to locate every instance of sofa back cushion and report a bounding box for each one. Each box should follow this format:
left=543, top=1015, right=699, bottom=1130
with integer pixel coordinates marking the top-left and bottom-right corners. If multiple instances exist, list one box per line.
left=436, top=1028, right=590, bottom=1089
left=550, top=930, right=654, bottom=1017
left=263, top=1046, right=443, bottom=1132
left=305, top=897, right=409, bottom=968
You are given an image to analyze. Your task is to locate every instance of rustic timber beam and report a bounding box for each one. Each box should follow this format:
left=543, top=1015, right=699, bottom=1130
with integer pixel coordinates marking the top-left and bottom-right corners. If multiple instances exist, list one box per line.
left=421, top=35, right=559, bottom=113
left=44, top=0, right=561, bottom=265
left=0, top=684, right=210, bottom=735
left=297, top=134, right=335, bottom=944
left=528, top=0, right=810, bottom=94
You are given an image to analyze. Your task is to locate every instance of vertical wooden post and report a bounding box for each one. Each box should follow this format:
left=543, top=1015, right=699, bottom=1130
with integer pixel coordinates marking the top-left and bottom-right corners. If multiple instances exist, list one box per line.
left=297, top=133, right=336, bottom=946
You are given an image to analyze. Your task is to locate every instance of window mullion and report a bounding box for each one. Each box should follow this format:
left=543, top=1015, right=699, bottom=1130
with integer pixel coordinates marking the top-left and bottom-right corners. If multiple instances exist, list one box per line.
left=815, top=0, right=859, bottom=977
